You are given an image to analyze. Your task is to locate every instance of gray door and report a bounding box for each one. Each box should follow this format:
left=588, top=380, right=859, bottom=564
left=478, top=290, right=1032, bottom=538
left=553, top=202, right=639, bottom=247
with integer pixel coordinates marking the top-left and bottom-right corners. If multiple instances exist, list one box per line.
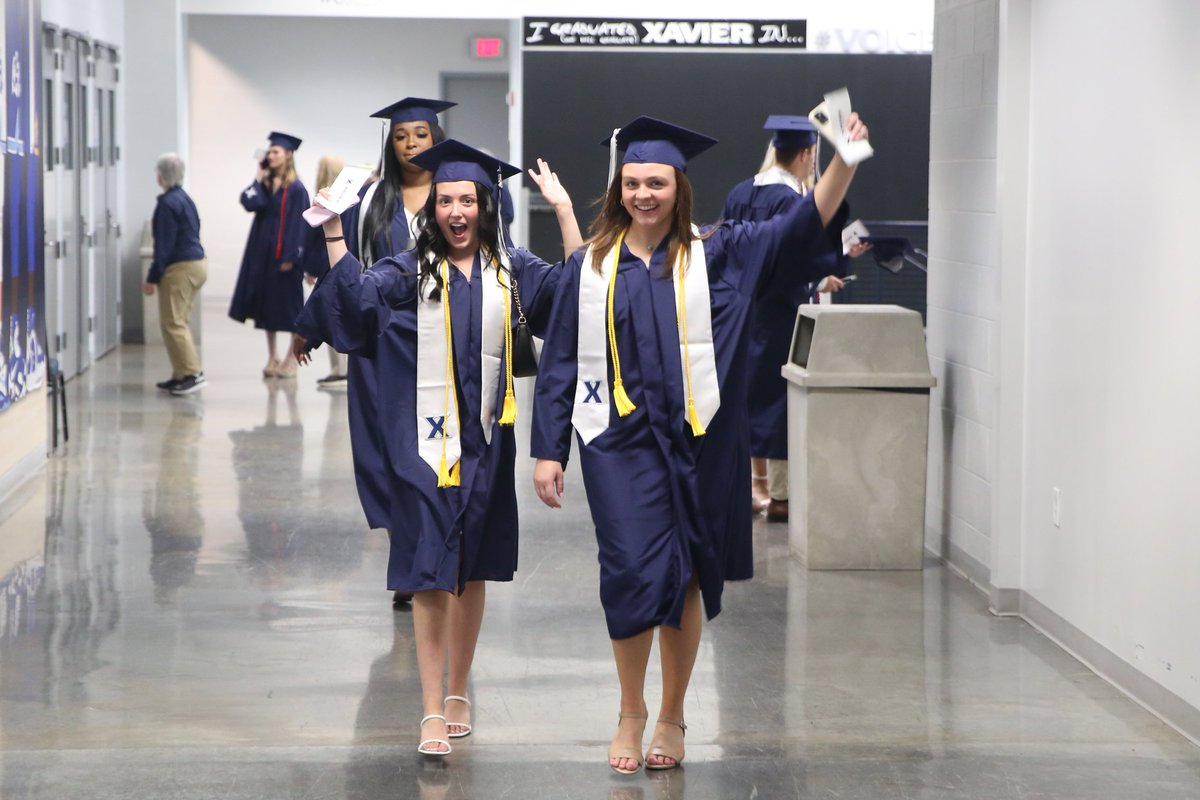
left=440, top=74, right=510, bottom=161
left=59, top=33, right=82, bottom=377
left=91, top=43, right=118, bottom=357
left=41, top=25, right=59, bottom=377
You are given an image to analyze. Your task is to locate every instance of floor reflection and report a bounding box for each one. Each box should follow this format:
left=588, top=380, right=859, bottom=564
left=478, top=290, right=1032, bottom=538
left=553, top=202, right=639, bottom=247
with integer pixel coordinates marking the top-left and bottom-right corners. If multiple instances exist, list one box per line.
left=144, top=404, right=205, bottom=604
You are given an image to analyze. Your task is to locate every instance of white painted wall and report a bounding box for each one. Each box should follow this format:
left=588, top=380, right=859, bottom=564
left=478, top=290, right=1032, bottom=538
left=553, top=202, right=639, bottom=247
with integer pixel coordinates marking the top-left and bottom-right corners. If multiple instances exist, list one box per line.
left=186, top=16, right=509, bottom=301
left=42, top=0, right=125, bottom=44
left=925, top=0, right=999, bottom=583
left=932, top=0, right=1200, bottom=715
left=1017, top=0, right=1200, bottom=710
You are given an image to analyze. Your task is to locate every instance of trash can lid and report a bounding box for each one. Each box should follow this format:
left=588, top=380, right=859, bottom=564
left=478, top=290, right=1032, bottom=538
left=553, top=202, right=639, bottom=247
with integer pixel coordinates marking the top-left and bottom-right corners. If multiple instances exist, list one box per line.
left=785, top=305, right=936, bottom=388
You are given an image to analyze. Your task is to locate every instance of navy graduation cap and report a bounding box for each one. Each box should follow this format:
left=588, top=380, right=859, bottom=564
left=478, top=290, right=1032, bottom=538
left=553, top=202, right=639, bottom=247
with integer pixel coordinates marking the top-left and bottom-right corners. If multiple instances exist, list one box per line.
left=409, top=139, right=521, bottom=190
left=267, top=131, right=302, bottom=151
left=763, top=115, right=818, bottom=149
left=371, top=97, right=456, bottom=127
left=604, top=116, right=718, bottom=171
left=862, top=235, right=928, bottom=273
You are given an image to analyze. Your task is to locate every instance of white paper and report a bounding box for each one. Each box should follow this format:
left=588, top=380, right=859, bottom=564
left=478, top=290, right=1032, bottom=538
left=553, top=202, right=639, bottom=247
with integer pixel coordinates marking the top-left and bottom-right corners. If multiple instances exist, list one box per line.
left=842, top=219, right=871, bottom=255
left=809, top=87, right=874, bottom=166
left=302, top=164, right=374, bottom=227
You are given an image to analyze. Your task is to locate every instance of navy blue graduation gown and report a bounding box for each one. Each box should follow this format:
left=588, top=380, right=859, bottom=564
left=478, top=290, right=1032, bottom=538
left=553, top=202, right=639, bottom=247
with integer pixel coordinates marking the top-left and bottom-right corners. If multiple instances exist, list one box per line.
left=295, top=247, right=561, bottom=593
left=229, top=179, right=310, bottom=331
left=333, top=186, right=419, bottom=531
left=304, top=180, right=516, bottom=532
left=531, top=196, right=829, bottom=639
left=722, top=179, right=847, bottom=459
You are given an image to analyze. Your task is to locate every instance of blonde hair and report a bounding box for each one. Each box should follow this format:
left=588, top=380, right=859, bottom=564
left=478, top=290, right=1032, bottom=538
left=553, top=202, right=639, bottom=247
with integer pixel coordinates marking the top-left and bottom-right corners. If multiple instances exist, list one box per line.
left=315, top=155, right=344, bottom=193
left=759, top=141, right=816, bottom=191
left=273, top=150, right=299, bottom=188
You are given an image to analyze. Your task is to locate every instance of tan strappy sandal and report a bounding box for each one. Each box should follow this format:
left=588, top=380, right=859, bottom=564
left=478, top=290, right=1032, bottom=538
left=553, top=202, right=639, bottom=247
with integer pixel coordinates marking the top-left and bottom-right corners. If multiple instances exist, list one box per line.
left=646, top=717, right=686, bottom=770
left=608, top=711, right=648, bottom=775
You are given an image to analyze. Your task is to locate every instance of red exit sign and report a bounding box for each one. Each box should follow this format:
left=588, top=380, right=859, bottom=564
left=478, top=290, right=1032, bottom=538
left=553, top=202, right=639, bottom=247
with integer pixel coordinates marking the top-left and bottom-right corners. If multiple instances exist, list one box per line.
left=472, top=37, right=504, bottom=59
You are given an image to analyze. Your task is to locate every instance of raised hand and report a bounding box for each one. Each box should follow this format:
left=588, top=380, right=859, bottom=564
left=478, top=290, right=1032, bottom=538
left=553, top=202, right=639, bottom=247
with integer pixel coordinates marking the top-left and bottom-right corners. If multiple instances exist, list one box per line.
left=528, top=158, right=572, bottom=210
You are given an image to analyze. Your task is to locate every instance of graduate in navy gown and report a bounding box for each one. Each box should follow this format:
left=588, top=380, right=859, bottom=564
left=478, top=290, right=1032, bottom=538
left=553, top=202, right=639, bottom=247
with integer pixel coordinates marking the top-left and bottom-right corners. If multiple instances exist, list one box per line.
left=229, top=131, right=310, bottom=378
left=293, top=140, right=581, bottom=757
left=301, top=99, right=453, bottom=613
left=531, top=113, right=870, bottom=773
left=721, top=116, right=865, bottom=522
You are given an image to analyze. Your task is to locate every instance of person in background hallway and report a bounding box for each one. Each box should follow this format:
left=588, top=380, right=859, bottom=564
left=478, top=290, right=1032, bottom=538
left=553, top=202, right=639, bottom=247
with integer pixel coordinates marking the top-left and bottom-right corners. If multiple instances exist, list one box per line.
left=229, top=131, right=309, bottom=379
left=721, top=116, right=867, bottom=522
left=532, top=112, right=869, bottom=773
left=294, top=140, right=581, bottom=757
left=303, top=154, right=348, bottom=390
left=143, top=152, right=208, bottom=397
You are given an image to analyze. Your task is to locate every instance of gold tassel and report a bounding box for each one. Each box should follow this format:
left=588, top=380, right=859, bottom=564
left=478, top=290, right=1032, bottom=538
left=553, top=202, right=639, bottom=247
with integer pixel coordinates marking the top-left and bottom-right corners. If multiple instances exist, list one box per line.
left=687, top=400, right=706, bottom=436
left=499, top=390, right=517, bottom=425
left=437, top=453, right=452, bottom=488
left=613, top=379, right=637, bottom=416
left=448, top=459, right=461, bottom=487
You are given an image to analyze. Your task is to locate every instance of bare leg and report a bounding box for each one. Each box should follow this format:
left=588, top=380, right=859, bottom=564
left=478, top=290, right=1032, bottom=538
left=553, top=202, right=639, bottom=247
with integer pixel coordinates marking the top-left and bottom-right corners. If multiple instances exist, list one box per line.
left=412, top=589, right=450, bottom=752
left=609, top=629, right=653, bottom=772
left=266, top=330, right=278, bottom=362
left=751, top=457, right=769, bottom=512
left=648, top=579, right=702, bottom=768
left=445, top=580, right=486, bottom=734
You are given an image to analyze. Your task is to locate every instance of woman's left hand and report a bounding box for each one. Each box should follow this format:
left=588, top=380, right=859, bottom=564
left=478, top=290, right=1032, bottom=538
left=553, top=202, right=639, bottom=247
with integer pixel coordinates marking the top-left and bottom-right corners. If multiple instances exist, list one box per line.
left=279, top=261, right=294, bottom=272
left=291, top=333, right=311, bottom=365
left=528, top=158, right=572, bottom=210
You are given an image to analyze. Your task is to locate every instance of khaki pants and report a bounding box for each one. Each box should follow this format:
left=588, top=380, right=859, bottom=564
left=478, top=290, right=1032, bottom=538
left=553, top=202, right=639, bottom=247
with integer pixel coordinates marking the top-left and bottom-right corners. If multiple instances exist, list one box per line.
left=159, top=258, right=207, bottom=378
left=767, top=458, right=789, bottom=502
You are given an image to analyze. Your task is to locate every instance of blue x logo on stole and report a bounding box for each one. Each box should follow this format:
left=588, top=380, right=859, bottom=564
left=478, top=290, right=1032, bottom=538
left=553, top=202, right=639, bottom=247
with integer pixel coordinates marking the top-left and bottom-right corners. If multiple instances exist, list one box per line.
left=582, top=380, right=603, bottom=404
left=425, top=416, right=447, bottom=440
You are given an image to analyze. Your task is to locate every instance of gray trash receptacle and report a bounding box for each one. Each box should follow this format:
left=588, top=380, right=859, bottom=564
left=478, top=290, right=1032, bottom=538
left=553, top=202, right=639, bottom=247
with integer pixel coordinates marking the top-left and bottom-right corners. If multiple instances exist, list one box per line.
left=780, top=305, right=936, bottom=570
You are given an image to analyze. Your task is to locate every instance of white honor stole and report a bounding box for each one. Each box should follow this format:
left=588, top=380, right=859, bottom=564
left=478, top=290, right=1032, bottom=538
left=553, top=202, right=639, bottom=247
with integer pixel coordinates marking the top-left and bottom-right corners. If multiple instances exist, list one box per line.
left=572, top=230, right=720, bottom=446
left=752, top=165, right=804, bottom=194
left=415, top=252, right=509, bottom=482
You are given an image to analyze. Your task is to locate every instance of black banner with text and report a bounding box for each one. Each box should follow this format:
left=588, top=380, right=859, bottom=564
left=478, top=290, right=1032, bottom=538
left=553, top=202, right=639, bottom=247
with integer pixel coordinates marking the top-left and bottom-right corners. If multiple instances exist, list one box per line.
left=522, top=18, right=806, bottom=50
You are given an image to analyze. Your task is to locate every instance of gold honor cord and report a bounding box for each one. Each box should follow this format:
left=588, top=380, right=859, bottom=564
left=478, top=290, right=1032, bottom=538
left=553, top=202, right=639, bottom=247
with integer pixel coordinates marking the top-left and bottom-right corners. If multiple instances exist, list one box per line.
left=437, top=259, right=462, bottom=487
left=498, top=261, right=518, bottom=426
left=605, top=231, right=706, bottom=436
left=608, top=230, right=637, bottom=416
left=675, top=247, right=706, bottom=437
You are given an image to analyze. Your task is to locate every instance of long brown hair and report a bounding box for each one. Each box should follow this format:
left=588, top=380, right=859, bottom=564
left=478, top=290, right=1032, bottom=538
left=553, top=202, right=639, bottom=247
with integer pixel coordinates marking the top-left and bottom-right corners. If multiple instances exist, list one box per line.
left=587, top=165, right=711, bottom=276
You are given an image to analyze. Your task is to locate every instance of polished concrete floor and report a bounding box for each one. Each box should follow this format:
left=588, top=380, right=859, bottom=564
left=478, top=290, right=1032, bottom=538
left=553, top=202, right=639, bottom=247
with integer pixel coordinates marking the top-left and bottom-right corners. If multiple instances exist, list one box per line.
left=3, top=303, right=1200, bottom=799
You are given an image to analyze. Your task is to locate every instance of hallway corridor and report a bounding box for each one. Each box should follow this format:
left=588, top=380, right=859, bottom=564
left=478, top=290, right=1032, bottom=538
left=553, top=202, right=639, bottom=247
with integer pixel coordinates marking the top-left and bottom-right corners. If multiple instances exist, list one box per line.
left=2, top=303, right=1200, bottom=799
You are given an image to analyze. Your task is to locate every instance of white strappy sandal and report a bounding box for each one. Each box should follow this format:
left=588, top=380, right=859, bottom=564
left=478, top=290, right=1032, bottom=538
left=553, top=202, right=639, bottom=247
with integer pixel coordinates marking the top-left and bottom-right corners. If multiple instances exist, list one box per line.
left=417, top=713, right=452, bottom=756
left=444, top=695, right=472, bottom=738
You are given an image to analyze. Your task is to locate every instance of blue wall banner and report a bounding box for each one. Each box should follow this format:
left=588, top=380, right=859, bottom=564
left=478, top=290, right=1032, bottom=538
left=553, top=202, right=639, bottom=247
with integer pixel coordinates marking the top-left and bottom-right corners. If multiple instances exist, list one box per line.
left=523, top=18, right=806, bottom=50
left=0, top=0, right=44, bottom=413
